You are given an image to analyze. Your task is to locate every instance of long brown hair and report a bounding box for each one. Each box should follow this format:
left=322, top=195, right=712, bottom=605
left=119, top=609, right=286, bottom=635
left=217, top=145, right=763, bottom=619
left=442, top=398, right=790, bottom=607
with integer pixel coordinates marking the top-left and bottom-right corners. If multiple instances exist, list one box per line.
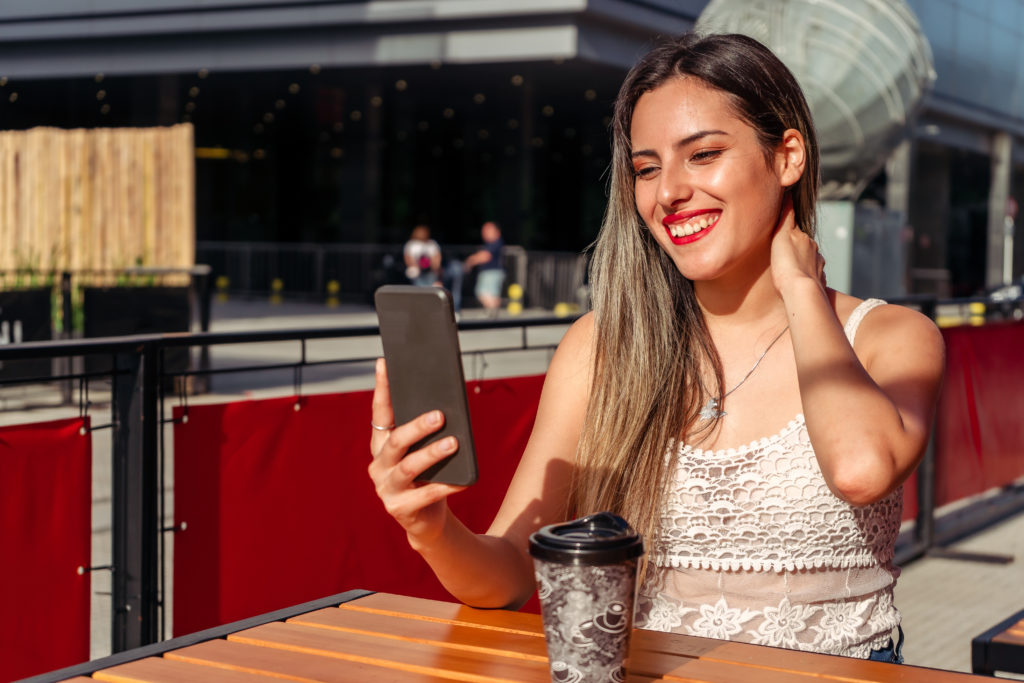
left=570, top=33, right=820, bottom=562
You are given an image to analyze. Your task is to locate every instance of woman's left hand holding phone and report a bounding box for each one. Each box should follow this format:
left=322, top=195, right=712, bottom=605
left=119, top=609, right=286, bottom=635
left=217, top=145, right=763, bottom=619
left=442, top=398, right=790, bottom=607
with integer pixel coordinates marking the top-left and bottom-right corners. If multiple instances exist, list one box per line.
left=368, top=357, right=467, bottom=548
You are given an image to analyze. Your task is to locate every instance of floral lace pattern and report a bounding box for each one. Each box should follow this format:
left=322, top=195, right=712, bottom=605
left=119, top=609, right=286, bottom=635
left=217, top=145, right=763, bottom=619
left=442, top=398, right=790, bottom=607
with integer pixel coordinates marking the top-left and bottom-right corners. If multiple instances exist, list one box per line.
left=635, top=298, right=901, bottom=658
left=635, top=577, right=898, bottom=658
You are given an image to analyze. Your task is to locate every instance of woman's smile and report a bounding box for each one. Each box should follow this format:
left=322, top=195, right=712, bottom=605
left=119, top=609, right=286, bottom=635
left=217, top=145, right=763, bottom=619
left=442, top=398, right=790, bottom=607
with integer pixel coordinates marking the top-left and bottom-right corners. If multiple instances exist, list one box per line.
left=662, top=209, right=721, bottom=244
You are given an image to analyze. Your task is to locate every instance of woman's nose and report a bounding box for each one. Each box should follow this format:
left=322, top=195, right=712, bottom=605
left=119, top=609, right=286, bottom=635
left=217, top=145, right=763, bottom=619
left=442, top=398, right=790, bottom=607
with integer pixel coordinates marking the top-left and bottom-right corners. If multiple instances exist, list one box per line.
left=657, top=164, right=693, bottom=209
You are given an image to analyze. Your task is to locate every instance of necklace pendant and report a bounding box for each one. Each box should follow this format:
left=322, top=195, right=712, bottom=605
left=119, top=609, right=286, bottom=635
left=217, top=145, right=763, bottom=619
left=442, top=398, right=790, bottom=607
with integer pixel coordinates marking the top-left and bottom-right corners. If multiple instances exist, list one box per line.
left=700, top=397, right=726, bottom=421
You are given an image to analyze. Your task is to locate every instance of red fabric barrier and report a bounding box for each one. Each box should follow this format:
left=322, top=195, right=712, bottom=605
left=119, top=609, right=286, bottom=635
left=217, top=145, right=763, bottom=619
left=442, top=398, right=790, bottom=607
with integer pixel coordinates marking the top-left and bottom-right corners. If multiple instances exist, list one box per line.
left=174, top=321, right=1024, bottom=636
left=934, top=322, right=1024, bottom=506
left=173, top=375, right=544, bottom=636
left=0, top=417, right=91, bottom=682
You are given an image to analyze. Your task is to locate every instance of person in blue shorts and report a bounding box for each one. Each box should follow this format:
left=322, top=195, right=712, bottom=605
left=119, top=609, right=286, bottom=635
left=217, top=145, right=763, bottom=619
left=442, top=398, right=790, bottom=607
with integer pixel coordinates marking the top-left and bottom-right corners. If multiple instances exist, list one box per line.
left=464, top=221, right=505, bottom=316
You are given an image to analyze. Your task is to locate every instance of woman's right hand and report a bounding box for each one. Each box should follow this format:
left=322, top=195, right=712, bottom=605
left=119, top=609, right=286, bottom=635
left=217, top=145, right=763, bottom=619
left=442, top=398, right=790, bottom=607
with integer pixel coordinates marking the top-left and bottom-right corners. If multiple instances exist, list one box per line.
left=368, top=358, right=468, bottom=546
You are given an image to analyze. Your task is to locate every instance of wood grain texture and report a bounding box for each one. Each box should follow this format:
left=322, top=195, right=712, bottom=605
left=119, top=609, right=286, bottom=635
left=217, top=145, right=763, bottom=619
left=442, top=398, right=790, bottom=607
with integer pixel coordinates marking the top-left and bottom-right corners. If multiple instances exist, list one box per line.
left=0, top=125, right=194, bottom=276
left=632, top=628, right=979, bottom=682
left=337, top=591, right=544, bottom=636
left=993, top=619, right=1024, bottom=647
left=166, top=638, right=453, bottom=682
left=92, top=656, right=279, bottom=682
left=228, top=621, right=550, bottom=682
left=79, top=592, right=989, bottom=683
left=288, top=607, right=548, bottom=661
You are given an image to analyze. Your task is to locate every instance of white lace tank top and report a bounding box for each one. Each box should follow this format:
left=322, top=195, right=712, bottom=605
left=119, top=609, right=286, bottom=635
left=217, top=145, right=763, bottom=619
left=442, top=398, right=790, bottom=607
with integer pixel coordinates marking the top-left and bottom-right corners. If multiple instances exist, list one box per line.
left=635, top=299, right=902, bottom=658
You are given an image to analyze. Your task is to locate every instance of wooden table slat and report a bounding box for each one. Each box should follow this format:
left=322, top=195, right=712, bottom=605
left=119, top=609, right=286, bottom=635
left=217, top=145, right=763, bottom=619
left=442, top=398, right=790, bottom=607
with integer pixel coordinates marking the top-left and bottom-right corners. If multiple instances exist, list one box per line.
left=91, top=656, right=282, bottom=683
left=632, top=629, right=980, bottom=682
left=338, top=592, right=544, bottom=636
left=993, top=619, right=1024, bottom=647
left=228, top=621, right=551, bottom=682
left=75, top=592, right=991, bottom=683
left=167, top=638, right=459, bottom=682
left=288, top=606, right=549, bottom=661
left=993, top=632, right=1024, bottom=646
left=630, top=649, right=827, bottom=683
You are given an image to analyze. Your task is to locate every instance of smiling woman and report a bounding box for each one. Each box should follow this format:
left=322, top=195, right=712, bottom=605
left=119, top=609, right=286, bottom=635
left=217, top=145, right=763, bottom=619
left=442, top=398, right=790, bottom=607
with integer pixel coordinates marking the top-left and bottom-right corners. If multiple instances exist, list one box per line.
left=366, top=32, right=946, bottom=664
left=629, top=78, right=806, bottom=279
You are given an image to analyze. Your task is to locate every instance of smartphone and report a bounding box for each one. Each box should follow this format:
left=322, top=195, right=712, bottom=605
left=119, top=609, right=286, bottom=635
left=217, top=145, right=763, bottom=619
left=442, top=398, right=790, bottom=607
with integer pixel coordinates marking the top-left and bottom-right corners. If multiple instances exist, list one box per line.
left=374, top=285, right=478, bottom=486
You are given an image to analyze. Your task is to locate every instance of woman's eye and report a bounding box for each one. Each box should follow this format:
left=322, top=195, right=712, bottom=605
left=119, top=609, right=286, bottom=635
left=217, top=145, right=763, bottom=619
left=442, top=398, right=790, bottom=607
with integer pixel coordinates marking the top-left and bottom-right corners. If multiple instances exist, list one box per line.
left=691, top=149, right=722, bottom=163
left=634, top=166, right=659, bottom=179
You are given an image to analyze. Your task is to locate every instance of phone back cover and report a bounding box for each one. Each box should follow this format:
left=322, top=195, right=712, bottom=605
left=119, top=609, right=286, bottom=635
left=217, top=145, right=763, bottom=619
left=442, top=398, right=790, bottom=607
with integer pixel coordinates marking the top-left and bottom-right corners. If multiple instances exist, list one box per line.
left=375, top=285, right=478, bottom=485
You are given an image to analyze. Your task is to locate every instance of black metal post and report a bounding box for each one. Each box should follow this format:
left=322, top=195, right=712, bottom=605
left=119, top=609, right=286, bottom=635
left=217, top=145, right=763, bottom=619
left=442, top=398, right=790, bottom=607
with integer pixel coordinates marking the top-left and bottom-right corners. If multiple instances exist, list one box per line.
left=914, top=424, right=937, bottom=553
left=61, top=271, right=74, bottom=404
left=111, top=342, right=161, bottom=652
left=192, top=267, right=212, bottom=394
left=61, top=271, right=73, bottom=338
left=910, top=297, right=940, bottom=556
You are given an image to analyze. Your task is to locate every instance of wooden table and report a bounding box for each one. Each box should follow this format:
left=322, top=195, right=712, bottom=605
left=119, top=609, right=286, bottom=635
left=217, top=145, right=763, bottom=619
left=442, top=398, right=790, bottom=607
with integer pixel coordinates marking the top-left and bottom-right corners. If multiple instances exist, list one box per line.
left=39, top=590, right=983, bottom=682
left=972, top=608, right=1024, bottom=676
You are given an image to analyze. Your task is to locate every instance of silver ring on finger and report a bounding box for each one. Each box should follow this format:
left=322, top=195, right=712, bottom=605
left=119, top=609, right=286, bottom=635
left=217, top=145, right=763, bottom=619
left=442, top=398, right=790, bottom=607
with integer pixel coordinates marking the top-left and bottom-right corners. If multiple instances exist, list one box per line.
left=371, top=420, right=395, bottom=432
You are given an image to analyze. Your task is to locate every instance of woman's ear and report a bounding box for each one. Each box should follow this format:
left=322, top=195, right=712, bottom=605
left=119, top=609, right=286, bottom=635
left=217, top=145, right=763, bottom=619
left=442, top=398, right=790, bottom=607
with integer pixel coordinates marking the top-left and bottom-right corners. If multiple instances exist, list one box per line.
left=776, top=129, right=806, bottom=188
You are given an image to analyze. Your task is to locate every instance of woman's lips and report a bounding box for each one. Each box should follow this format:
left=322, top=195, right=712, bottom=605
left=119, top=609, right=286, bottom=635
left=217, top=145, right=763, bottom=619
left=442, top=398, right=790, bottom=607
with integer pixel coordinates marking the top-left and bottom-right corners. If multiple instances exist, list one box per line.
left=662, top=210, right=720, bottom=245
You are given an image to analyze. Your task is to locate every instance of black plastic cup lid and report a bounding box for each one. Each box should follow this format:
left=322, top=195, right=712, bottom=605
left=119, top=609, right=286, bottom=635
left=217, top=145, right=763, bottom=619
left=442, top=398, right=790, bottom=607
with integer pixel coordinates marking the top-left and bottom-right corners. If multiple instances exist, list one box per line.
left=529, top=512, right=644, bottom=566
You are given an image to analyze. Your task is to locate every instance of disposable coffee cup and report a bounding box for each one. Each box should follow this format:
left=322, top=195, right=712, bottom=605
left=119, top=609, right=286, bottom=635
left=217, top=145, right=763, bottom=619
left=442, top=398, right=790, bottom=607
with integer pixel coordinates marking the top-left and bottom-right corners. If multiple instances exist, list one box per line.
left=529, top=512, right=644, bottom=683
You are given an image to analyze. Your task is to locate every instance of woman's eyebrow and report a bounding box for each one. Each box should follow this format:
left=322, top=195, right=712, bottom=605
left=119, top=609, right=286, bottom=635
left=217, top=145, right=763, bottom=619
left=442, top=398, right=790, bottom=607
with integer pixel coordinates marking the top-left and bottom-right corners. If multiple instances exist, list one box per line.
left=631, top=129, right=729, bottom=159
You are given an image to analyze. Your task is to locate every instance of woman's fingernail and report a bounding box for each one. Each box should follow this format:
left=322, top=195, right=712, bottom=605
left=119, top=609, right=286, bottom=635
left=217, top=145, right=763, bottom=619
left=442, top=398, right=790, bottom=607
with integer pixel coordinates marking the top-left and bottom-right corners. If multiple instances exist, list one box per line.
left=427, top=410, right=441, bottom=425
left=442, top=437, right=457, bottom=452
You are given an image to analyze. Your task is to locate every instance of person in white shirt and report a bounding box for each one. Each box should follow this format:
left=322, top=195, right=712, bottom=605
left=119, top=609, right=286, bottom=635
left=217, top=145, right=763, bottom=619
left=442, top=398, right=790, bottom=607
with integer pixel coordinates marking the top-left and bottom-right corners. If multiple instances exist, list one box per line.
left=402, top=224, right=441, bottom=287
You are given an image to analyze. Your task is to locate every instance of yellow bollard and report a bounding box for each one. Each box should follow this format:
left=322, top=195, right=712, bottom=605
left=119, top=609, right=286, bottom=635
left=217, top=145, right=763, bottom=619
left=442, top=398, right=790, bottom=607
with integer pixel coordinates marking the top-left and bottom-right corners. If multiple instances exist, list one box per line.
left=215, top=275, right=230, bottom=303
left=506, top=282, right=524, bottom=316
left=326, top=280, right=340, bottom=308
left=553, top=302, right=580, bottom=317
left=270, top=277, right=284, bottom=305
left=968, top=301, right=986, bottom=326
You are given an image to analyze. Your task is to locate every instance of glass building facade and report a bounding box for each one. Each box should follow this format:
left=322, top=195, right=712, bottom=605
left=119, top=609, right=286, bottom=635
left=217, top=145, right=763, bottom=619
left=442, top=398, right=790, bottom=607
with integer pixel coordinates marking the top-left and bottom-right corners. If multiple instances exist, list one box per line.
left=0, top=0, right=1021, bottom=295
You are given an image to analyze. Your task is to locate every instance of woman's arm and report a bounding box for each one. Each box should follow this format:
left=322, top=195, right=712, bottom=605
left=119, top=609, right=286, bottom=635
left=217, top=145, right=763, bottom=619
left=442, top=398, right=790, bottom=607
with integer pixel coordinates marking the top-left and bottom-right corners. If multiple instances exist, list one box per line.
left=772, top=203, right=945, bottom=506
left=368, top=314, right=593, bottom=608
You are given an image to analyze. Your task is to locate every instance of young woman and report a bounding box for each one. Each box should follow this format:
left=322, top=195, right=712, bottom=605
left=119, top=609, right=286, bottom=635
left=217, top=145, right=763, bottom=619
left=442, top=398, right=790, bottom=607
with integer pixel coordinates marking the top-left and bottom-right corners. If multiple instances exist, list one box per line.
left=368, top=33, right=944, bottom=661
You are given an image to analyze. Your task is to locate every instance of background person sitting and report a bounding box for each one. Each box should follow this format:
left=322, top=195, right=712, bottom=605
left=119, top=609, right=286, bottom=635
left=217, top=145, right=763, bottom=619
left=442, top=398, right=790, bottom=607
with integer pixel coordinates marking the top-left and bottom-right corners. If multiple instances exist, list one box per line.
left=463, top=221, right=505, bottom=316
left=403, top=224, right=442, bottom=287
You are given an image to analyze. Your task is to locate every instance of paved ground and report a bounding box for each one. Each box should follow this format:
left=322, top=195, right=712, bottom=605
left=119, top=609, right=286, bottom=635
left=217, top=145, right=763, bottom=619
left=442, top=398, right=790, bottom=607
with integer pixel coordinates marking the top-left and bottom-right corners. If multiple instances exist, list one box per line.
left=5, top=297, right=1024, bottom=678
left=896, top=510, right=1024, bottom=677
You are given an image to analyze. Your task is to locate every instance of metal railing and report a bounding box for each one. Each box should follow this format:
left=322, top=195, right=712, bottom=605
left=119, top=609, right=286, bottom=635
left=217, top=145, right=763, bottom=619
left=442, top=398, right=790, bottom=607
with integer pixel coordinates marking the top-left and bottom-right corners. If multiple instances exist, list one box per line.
left=196, top=241, right=588, bottom=310
left=0, top=315, right=574, bottom=657
left=3, top=290, right=1024, bottom=664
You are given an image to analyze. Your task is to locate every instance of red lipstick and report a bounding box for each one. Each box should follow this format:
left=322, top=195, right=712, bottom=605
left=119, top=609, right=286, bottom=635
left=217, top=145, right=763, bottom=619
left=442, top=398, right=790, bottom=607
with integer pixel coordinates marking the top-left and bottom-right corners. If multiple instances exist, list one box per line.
left=661, top=209, right=720, bottom=245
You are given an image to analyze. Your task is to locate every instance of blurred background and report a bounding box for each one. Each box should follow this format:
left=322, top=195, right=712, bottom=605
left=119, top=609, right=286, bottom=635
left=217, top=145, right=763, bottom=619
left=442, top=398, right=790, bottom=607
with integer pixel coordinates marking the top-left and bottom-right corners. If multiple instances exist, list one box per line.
left=1, top=0, right=1021, bottom=305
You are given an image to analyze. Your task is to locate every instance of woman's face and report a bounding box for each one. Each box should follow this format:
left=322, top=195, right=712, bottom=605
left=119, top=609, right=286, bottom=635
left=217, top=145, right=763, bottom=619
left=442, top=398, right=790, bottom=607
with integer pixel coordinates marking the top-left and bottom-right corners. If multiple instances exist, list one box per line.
left=630, top=77, right=797, bottom=283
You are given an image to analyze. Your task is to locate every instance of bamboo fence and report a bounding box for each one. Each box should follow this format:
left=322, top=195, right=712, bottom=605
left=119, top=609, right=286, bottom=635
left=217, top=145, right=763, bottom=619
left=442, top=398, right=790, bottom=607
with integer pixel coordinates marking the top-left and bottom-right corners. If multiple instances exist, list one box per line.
left=0, top=124, right=194, bottom=284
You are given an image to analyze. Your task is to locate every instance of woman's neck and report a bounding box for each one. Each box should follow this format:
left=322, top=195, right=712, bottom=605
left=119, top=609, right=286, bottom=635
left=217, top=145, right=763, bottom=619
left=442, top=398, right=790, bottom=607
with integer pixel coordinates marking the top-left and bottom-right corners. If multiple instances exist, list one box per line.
left=694, top=262, right=786, bottom=333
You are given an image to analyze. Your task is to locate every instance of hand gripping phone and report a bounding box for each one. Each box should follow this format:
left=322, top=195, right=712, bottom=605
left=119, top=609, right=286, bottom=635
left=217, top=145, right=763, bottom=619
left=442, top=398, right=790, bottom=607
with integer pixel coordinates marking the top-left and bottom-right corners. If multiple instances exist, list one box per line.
left=374, top=285, right=478, bottom=486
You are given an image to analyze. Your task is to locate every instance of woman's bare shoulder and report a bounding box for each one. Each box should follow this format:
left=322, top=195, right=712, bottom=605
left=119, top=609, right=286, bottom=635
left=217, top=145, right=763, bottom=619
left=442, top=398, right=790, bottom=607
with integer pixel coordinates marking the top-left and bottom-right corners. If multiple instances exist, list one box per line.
left=831, top=290, right=944, bottom=367
left=551, top=311, right=595, bottom=356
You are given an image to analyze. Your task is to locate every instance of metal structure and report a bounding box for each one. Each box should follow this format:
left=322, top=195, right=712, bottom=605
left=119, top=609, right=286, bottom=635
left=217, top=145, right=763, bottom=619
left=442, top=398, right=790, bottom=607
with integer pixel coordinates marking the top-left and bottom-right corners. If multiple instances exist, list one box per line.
left=196, top=242, right=587, bottom=311
left=697, top=0, right=935, bottom=199
left=2, top=294, right=1023, bottom=662
left=0, top=315, right=575, bottom=655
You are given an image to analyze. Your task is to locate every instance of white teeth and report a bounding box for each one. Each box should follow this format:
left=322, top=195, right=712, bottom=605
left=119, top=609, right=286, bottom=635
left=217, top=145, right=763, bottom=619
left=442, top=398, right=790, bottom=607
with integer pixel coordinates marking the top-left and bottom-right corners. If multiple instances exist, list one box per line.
left=668, top=214, right=719, bottom=239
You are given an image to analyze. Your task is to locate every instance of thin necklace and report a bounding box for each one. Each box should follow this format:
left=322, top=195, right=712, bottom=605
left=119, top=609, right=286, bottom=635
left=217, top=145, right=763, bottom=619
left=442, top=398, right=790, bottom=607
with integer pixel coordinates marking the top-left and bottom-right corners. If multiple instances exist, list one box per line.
left=699, top=325, right=789, bottom=421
